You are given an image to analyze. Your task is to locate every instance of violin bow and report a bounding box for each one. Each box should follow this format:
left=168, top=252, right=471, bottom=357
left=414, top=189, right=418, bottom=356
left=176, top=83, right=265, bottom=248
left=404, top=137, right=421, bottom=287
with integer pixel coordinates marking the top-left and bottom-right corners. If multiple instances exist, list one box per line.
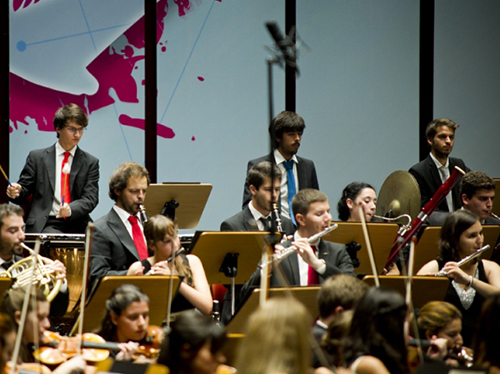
left=10, top=237, right=42, bottom=374
left=359, top=206, right=380, bottom=286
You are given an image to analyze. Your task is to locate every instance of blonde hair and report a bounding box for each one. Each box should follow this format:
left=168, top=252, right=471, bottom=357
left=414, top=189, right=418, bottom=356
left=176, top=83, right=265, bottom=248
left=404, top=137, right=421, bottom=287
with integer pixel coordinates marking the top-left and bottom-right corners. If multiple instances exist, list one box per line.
left=235, top=297, right=312, bottom=374
left=144, top=215, right=193, bottom=285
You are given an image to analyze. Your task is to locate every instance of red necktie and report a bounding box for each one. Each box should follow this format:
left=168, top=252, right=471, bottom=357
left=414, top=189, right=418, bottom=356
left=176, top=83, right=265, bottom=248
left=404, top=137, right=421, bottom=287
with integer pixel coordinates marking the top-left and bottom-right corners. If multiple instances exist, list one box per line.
left=128, top=216, right=148, bottom=260
left=61, top=151, right=71, bottom=204
left=307, top=245, right=320, bottom=285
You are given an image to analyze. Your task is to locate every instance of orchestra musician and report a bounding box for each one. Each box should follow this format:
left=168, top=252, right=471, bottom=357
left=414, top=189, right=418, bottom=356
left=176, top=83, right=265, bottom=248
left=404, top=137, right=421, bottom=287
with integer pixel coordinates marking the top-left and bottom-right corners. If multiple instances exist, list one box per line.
left=336, top=182, right=377, bottom=222
left=157, top=310, right=227, bottom=374
left=236, top=189, right=354, bottom=319
left=6, top=103, right=99, bottom=234
left=89, top=162, right=150, bottom=290
left=415, top=301, right=465, bottom=366
left=0, top=286, right=87, bottom=373
left=417, top=209, right=500, bottom=346
left=95, top=284, right=157, bottom=361
left=0, top=203, right=69, bottom=316
left=127, top=215, right=212, bottom=315
left=409, top=118, right=470, bottom=213
left=242, top=111, right=319, bottom=222
left=0, top=313, right=16, bottom=373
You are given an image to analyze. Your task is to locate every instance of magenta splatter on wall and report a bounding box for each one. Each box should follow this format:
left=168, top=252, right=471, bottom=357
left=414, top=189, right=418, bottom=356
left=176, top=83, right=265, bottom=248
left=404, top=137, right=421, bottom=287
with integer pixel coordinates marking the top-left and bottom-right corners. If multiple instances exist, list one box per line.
left=9, top=0, right=193, bottom=139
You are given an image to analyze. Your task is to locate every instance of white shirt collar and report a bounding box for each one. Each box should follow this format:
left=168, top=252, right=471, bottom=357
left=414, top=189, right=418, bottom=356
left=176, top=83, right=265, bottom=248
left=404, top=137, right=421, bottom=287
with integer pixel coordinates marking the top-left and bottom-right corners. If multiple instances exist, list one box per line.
left=248, top=201, right=270, bottom=222
left=429, top=152, right=449, bottom=169
left=56, top=141, right=77, bottom=157
left=274, top=148, right=298, bottom=165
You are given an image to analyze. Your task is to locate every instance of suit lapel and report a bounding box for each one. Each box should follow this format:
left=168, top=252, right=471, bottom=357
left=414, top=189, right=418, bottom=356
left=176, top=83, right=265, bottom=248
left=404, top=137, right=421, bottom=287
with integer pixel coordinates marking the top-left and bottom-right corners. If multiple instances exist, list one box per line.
left=427, top=155, right=443, bottom=194
left=107, top=209, right=140, bottom=261
left=296, top=156, right=306, bottom=190
left=45, top=145, right=56, bottom=194
left=242, top=206, right=259, bottom=231
left=70, top=147, right=83, bottom=193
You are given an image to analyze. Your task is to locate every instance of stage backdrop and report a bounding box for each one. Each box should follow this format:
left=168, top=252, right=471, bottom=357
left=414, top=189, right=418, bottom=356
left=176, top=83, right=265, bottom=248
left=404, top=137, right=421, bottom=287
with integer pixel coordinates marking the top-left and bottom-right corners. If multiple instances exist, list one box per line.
left=9, top=0, right=499, bottom=232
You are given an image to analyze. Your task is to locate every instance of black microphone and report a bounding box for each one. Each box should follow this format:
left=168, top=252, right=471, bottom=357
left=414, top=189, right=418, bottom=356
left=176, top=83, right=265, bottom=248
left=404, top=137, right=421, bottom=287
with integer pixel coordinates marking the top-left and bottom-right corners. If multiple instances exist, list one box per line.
left=265, top=21, right=296, bottom=63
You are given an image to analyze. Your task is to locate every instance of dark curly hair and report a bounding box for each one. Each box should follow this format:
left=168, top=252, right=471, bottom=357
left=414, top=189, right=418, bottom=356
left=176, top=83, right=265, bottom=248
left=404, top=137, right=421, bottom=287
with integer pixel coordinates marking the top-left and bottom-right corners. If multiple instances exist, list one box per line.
left=437, top=209, right=479, bottom=263
left=337, top=182, right=375, bottom=221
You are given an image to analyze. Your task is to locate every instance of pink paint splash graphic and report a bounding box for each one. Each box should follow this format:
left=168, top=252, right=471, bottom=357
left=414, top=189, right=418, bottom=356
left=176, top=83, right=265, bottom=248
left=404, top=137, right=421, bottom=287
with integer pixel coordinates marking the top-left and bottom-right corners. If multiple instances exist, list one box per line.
left=13, top=0, right=43, bottom=12
left=9, top=0, right=189, bottom=139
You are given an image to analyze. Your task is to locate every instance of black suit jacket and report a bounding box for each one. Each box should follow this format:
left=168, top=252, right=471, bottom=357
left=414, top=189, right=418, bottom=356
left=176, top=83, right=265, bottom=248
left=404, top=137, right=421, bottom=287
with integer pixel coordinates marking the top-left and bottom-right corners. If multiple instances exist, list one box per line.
left=89, top=208, right=143, bottom=290
left=10, top=144, right=99, bottom=233
left=220, top=206, right=296, bottom=236
left=409, top=155, right=469, bottom=212
left=242, top=153, right=319, bottom=209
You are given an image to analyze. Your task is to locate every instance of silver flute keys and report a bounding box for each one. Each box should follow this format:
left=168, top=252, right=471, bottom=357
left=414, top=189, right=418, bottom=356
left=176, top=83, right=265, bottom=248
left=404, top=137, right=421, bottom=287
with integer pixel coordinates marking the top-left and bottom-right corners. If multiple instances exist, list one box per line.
left=435, top=244, right=490, bottom=277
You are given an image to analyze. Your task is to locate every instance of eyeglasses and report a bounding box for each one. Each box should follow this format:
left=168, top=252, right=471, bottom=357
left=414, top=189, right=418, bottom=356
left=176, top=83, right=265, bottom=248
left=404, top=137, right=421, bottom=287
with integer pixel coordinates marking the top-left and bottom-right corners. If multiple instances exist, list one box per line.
left=66, top=126, right=86, bottom=134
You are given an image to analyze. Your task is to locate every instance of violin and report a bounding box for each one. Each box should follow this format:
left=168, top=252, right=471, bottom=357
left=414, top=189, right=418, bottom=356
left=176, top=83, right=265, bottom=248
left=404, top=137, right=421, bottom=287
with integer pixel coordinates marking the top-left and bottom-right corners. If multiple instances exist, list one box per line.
left=34, top=325, right=165, bottom=365
left=5, top=362, right=52, bottom=374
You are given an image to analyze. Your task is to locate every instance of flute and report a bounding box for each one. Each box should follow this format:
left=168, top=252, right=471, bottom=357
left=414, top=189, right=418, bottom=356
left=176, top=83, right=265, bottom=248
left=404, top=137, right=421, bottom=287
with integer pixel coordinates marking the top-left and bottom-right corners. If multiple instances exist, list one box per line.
left=435, top=244, right=490, bottom=277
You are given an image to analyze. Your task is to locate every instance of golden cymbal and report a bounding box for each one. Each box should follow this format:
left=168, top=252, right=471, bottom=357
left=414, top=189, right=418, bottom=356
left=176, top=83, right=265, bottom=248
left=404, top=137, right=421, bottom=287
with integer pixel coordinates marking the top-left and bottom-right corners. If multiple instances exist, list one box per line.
left=376, top=170, right=421, bottom=223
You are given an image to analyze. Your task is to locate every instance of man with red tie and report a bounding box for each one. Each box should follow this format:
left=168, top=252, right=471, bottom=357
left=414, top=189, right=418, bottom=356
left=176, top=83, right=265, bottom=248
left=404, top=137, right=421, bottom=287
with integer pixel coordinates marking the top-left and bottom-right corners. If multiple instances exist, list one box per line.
left=89, top=162, right=150, bottom=289
left=233, top=189, right=354, bottom=323
left=6, top=103, right=99, bottom=234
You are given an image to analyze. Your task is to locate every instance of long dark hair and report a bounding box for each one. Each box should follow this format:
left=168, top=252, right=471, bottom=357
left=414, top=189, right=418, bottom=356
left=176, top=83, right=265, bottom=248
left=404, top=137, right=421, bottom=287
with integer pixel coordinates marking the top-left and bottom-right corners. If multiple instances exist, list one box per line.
left=473, top=293, right=500, bottom=367
left=157, top=310, right=226, bottom=374
left=343, top=287, right=408, bottom=374
left=95, top=284, right=149, bottom=341
left=437, top=209, right=479, bottom=263
left=337, top=182, right=375, bottom=221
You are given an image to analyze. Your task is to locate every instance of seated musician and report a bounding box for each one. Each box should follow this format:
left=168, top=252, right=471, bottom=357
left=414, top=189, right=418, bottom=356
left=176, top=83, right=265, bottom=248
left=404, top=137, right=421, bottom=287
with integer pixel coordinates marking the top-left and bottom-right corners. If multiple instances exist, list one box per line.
left=336, top=182, right=377, bottom=222
left=235, top=189, right=355, bottom=320
left=127, top=215, right=212, bottom=315
left=0, top=313, right=16, bottom=373
left=472, top=293, right=500, bottom=371
left=157, top=310, right=227, bottom=374
left=415, top=301, right=466, bottom=367
left=0, top=286, right=87, bottom=373
left=95, top=284, right=157, bottom=361
left=0, top=203, right=69, bottom=316
left=417, top=209, right=500, bottom=346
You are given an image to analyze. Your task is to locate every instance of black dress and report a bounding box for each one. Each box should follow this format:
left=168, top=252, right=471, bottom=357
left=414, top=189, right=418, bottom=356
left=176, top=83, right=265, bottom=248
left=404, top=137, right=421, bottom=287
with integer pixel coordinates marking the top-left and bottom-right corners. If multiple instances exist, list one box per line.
left=437, top=259, right=487, bottom=347
left=141, top=254, right=195, bottom=313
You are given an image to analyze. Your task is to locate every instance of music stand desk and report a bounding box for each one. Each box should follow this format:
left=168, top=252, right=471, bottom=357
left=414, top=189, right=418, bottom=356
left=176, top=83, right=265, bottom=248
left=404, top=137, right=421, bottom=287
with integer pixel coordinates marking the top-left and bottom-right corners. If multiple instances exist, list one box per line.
left=415, top=226, right=500, bottom=274
left=324, top=222, right=399, bottom=275
left=226, top=286, right=320, bottom=334
left=144, top=184, right=212, bottom=229
left=83, top=276, right=180, bottom=332
left=190, top=232, right=275, bottom=284
left=0, top=278, right=12, bottom=298
left=362, top=276, right=449, bottom=308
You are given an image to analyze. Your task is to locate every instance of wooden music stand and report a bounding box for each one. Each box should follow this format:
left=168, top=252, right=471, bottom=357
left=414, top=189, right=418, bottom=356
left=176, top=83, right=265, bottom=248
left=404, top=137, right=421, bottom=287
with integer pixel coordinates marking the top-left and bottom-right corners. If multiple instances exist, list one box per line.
left=190, top=231, right=277, bottom=316
left=362, top=276, right=449, bottom=309
left=82, top=276, right=181, bottom=332
left=323, top=222, right=399, bottom=275
left=415, top=226, right=500, bottom=274
left=493, top=179, right=500, bottom=217
left=143, top=183, right=212, bottom=229
left=222, top=333, right=244, bottom=367
left=225, top=286, right=321, bottom=334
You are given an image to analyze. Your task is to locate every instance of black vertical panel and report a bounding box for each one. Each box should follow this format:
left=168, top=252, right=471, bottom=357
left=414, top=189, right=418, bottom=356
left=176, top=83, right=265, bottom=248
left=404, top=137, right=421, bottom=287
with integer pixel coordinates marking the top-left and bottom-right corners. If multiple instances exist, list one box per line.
left=145, top=0, right=157, bottom=183
left=419, top=0, right=435, bottom=161
left=0, top=1, right=9, bottom=203
left=285, top=0, right=296, bottom=112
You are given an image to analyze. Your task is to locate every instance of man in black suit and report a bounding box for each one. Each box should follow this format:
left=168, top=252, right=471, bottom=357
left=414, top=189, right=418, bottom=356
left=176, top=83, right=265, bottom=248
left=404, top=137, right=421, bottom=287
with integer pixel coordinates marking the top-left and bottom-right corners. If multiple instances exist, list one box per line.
left=242, top=111, right=319, bottom=223
left=0, top=204, right=69, bottom=316
left=6, top=104, right=99, bottom=234
left=426, top=171, right=500, bottom=226
left=89, top=162, right=150, bottom=290
left=409, top=118, right=470, bottom=213
left=232, top=189, right=354, bottom=324
left=222, top=161, right=295, bottom=235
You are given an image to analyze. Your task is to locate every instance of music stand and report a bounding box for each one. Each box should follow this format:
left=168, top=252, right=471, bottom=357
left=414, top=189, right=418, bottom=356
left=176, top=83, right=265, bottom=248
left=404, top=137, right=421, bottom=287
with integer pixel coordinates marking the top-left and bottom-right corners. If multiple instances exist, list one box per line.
left=82, top=276, right=181, bottom=332
left=415, top=226, right=500, bottom=274
left=226, top=286, right=321, bottom=334
left=190, top=231, right=275, bottom=316
left=323, top=222, right=399, bottom=275
left=143, top=183, right=212, bottom=229
left=362, top=276, right=449, bottom=308
left=222, top=333, right=244, bottom=367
